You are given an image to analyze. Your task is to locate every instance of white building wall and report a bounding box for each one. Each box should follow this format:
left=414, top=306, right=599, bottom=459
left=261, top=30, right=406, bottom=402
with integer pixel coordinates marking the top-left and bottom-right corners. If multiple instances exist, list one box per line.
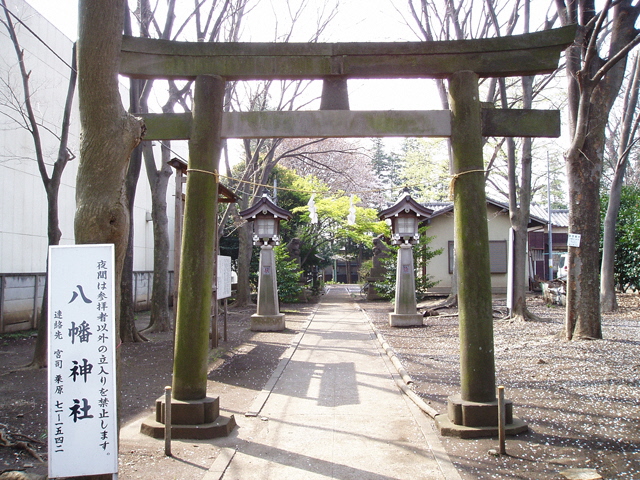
left=0, top=0, right=176, bottom=275
left=0, top=0, right=79, bottom=273
left=426, top=204, right=511, bottom=295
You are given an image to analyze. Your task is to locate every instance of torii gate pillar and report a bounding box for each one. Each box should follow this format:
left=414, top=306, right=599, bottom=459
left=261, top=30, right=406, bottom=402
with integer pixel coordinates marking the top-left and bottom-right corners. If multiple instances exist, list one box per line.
left=141, top=75, right=236, bottom=440
left=434, top=71, right=527, bottom=438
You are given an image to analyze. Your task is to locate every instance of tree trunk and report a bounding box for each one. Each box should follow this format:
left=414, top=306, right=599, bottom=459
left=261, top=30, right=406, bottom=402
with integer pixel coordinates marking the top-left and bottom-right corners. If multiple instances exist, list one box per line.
left=145, top=142, right=173, bottom=332
left=119, top=80, right=147, bottom=343
left=76, top=0, right=144, bottom=345
left=119, top=12, right=146, bottom=343
left=600, top=54, right=640, bottom=312
left=565, top=136, right=604, bottom=339
left=120, top=210, right=143, bottom=343
left=234, top=220, right=254, bottom=307
left=507, top=74, right=537, bottom=321
left=120, top=144, right=148, bottom=343
left=559, top=0, right=640, bottom=340
left=74, top=3, right=144, bottom=479
left=31, top=182, right=65, bottom=367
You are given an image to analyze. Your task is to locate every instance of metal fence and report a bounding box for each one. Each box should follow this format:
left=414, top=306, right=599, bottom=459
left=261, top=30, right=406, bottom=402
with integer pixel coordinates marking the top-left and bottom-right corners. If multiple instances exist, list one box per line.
left=0, top=271, right=174, bottom=334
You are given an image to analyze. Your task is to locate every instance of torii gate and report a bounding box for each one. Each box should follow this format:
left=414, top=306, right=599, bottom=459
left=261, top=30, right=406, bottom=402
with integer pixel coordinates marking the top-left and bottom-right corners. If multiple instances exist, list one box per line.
left=126, top=26, right=576, bottom=439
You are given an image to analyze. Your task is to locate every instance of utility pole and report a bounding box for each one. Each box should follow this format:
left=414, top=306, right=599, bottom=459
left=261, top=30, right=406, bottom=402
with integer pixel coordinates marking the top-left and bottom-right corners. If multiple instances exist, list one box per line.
left=547, top=153, right=554, bottom=281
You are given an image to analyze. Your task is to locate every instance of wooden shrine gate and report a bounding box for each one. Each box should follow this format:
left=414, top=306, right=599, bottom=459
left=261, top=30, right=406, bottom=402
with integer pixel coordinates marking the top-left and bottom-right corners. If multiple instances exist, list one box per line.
left=121, top=25, right=576, bottom=437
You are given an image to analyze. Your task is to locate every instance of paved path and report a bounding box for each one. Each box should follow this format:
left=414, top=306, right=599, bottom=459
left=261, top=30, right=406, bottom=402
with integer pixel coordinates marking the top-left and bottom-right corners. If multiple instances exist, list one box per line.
left=210, top=286, right=460, bottom=480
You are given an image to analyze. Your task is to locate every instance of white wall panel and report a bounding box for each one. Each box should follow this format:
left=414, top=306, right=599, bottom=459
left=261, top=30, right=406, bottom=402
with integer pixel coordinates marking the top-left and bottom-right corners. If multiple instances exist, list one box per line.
left=1, top=0, right=175, bottom=277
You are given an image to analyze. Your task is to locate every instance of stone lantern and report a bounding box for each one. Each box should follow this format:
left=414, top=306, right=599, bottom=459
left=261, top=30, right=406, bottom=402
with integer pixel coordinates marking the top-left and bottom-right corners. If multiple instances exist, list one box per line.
left=239, top=195, right=292, bottom=331
left=379, top=192, right=433, bottom=327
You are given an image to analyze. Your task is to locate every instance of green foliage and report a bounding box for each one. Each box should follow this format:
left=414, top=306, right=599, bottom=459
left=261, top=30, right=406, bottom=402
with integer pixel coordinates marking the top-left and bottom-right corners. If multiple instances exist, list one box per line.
left=601, top=185, right=640, bottom=291
left=0, top=329, right=36, bottom=340
left=292, top=193, right=388, bottom=246
left=288, top=178, right=390, bottom=276
left=274, top=244, right=305, bottom=303
left=358, top=259, right=373, bottom=281
left=373, top=226, right=443, bottom=301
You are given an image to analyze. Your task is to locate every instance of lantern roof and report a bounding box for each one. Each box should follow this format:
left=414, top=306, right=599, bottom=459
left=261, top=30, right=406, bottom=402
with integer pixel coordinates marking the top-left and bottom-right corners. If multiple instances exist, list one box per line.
left=378, top=192, right=433, bottom=220
left=239, top=194, right=292, bottom=222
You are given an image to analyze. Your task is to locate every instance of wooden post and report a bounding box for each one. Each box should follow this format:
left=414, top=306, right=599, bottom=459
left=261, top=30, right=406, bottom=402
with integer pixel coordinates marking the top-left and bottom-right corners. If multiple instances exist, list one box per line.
left=172, top=75, right=224, bottom=401
left=449, top=70, right=496, bottom=403
left=498, top=386, right=506, bottom=455
left=211, top=290, right=218, bottom=349
left=164, top=386, right=172, bottom=456
left=223, top=298, right=228, bottom=342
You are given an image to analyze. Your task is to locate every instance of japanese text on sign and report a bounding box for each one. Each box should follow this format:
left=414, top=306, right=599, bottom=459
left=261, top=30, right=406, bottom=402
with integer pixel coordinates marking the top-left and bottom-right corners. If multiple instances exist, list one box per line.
left=48, top=245, right=118, bottom=478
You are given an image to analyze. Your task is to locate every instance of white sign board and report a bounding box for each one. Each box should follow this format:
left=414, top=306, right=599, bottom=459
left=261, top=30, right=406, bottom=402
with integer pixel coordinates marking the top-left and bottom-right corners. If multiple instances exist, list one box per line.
left=567, top=233, right=581, bottom=248
left=217, top=255, right=232, bottom=299
left=48, top=245, right=118, bottom=478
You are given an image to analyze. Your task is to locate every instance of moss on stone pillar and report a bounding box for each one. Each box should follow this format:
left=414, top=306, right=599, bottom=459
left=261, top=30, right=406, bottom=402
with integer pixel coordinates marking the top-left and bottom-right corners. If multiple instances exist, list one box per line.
left=172, top=75, right=224, bottom=400
left=449, top=71, right=496, bottom=403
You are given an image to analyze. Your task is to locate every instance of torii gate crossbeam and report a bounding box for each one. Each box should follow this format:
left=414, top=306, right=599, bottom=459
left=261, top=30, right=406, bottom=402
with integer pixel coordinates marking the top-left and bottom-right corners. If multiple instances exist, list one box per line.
left=120, top=26, right=575, bottom=81
left=140, top=109, right=560, bottom=140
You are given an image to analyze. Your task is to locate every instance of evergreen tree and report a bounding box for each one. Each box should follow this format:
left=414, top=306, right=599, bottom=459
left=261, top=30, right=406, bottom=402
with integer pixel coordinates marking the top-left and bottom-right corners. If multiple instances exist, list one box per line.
left=370, top=138, right=405, bottom=200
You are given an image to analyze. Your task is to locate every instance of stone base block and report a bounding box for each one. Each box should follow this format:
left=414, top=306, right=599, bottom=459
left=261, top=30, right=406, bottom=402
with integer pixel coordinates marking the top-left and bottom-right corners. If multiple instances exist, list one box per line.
left=447, top=394, right=512, bottom=427
left=140, top=414, right=236, bottom=440
left=435, top=413, right=528, bottom=438
left=140, top=395, right=236, bottom=440
left=389, top=313, right=423, bottom=327
left=155, top=396, right=219, bottom=425
left=251, top=313, right=285, bottom=331
left=434, top=394, right=528, bottom=438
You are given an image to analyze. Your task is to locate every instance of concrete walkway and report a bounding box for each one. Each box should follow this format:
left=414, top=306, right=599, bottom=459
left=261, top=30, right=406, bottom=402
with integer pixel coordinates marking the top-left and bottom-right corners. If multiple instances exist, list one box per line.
left=210, top=286, right=461, bottom=480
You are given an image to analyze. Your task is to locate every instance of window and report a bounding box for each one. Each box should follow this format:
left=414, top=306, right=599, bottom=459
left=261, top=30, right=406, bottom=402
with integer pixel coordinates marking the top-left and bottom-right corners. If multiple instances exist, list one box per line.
left=448, top=240, right=508, bottom=274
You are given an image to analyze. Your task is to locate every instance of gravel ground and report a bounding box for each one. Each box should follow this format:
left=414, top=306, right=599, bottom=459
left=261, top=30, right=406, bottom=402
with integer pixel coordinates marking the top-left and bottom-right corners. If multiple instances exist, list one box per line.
left=1, top=292, right=638, bottom=479
left=361, top=293, right=640, bottom=480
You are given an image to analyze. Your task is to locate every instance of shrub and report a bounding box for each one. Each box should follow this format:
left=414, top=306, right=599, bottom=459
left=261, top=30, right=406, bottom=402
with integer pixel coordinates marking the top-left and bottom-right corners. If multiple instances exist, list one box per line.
left=274, top=245, right=306, bottom=303
left=372, top=226, right=442, bottom=301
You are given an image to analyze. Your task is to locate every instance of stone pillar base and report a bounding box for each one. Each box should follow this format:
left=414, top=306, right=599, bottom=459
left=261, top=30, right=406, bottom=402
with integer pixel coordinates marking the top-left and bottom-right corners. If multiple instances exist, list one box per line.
left=251, top=313, right=285, bottom=331
left=435, top=395, right=528, bottom=438
left=389, top=313, right=423, bottom=327
left=140, top=396, right=236, bottom=440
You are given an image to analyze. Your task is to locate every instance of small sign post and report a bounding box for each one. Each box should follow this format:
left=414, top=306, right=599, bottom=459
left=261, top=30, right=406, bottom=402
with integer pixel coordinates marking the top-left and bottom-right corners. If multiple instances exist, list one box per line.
left=217, top=255, right=232, bottom=341
left=48, top=244, right=118, bottom=479
left=217, top=255, right=232, bottom=300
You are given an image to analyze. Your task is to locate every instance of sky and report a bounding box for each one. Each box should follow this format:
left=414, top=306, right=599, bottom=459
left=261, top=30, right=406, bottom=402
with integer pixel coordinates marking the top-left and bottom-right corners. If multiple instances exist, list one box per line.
left=22, top=0, right=445, bottom=170
left=21, top=0, right=568, bottom=189
left=24, top=0, right=439, bottom=111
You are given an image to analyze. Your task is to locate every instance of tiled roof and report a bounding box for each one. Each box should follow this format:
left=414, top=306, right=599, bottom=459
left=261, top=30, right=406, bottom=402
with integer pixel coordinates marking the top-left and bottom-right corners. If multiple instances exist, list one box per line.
left=529, top=205, right=569, bottom=227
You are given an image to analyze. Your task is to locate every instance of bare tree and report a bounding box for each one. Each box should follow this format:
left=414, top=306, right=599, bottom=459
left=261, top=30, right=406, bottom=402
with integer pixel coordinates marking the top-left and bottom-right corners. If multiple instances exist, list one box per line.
left=600, top=53, right=640, bottom=312
left=227, top=1, right=339, bottom=307
left=119, top=4, right=148, bottom=343
left=119, top=0, right=246, bottom=335
left=491, top=0, right=542, bottom=321
left=278, top=137, right=385, bottom=206
left=0, top=0, right=77, bottom=367
left=75, top=0, right=145, bottom=344
left=555, top=0, right=640, bottom=339
left=405, top=0, right=524, bottom=309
